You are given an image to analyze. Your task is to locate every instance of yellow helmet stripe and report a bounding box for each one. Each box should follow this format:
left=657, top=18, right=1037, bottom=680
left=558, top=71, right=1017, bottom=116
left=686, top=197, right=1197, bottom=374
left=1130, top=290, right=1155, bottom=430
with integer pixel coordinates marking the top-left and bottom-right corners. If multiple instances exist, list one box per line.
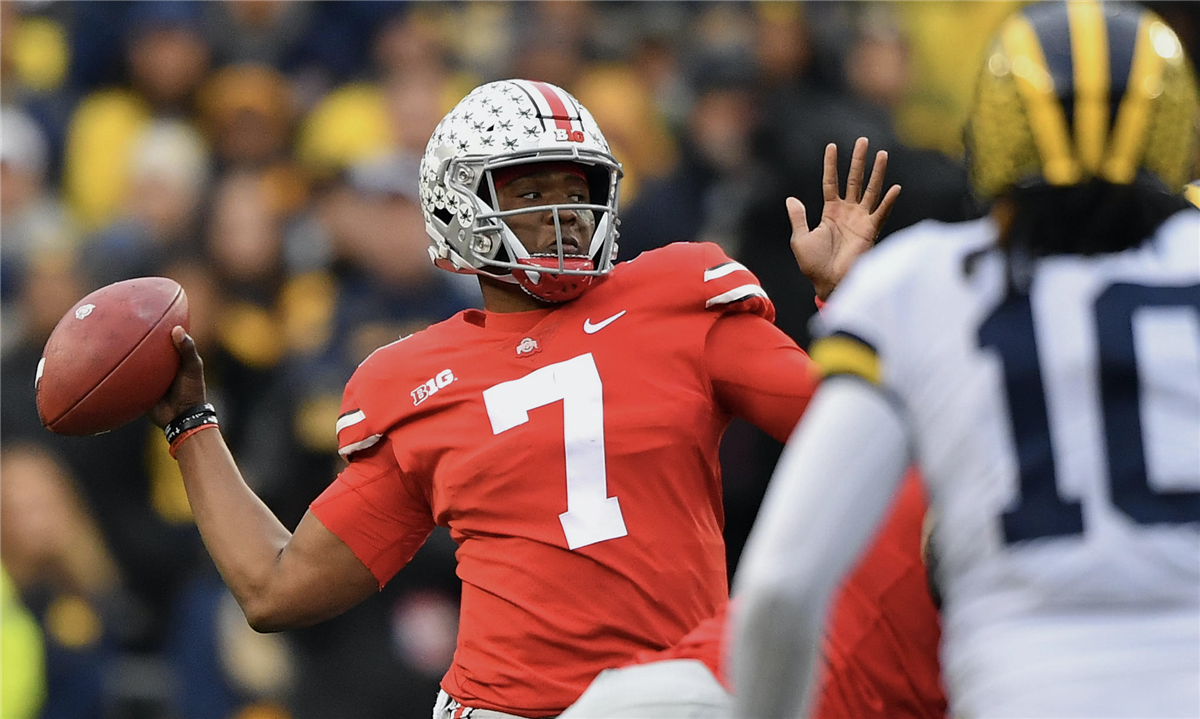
left=1003, top=14, right=1081, bottom=186
left=812, top=334, right=882, bottom=386
left=1068, top=0, right=1110, bottom=174
left=1185, top=180, right=1200, bottom=209
left=1103, top=15, right=1169, bottom=183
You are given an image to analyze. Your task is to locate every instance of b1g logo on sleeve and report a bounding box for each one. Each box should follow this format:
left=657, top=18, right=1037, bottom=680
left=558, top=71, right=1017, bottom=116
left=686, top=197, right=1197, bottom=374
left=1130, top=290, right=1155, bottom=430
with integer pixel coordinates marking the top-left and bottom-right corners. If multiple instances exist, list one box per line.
left=411, top=369, right=456, bottom=406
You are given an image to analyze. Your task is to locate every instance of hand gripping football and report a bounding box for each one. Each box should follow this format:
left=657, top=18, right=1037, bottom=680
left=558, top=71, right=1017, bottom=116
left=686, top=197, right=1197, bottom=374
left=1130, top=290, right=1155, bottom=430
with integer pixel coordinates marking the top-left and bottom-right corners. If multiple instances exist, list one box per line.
left=36, top=277, right=189, bottom=436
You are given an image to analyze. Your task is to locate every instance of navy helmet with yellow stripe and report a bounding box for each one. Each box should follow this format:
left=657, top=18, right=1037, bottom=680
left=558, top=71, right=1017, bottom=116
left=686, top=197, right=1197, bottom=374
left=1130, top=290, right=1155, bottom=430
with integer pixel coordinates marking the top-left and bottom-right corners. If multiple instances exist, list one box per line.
left=965, top=1, right=1199, bottom=200
left=1186, top=179, right=1200, bottom=209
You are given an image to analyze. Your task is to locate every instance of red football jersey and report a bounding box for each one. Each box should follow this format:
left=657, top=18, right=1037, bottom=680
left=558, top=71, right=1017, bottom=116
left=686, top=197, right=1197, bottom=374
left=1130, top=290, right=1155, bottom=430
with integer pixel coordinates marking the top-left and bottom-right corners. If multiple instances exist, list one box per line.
left=310, top=242, right=817, bottom=716
left=630, top=472, right=944, bottom=719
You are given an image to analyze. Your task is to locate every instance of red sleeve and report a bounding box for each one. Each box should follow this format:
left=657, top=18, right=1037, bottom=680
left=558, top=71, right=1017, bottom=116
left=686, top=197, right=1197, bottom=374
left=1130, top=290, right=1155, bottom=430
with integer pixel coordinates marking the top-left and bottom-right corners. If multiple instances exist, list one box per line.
left=705, top=312, right=820, bottom=442
left=309, top=436, right=436, bottom=589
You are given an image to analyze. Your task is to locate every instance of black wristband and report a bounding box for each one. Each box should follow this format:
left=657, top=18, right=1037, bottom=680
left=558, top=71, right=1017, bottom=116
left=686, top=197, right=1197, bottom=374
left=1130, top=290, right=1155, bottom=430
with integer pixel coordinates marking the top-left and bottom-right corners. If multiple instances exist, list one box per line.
left=164, top=403, right=219, bottom=444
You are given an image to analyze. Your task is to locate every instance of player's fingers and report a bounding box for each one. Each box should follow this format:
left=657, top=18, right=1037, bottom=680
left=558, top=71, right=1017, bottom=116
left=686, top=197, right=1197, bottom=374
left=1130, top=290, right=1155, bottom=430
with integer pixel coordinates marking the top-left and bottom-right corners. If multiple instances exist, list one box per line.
left=172, top=328, right=204, bottom=370
left=786, top=196, right=809, bottom=236
left=821, top=143, right=839, bottom=202
left=870, top=184, right=902, bottom=229
left=862, top=150, right=889, bottom=208
left=845, top=137, right=868, bottom=203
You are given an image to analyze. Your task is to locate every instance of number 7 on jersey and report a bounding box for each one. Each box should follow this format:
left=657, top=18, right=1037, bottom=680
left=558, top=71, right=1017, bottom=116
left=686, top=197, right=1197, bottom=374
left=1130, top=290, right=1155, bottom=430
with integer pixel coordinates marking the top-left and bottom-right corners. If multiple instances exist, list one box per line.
left=483, top=353, right=628, bottom=550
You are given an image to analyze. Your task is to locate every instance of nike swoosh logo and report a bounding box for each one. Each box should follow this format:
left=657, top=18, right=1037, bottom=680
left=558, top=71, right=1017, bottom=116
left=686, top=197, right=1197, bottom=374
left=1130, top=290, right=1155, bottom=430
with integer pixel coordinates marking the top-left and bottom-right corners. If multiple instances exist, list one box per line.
left=583, top=310, right=627, bottom=334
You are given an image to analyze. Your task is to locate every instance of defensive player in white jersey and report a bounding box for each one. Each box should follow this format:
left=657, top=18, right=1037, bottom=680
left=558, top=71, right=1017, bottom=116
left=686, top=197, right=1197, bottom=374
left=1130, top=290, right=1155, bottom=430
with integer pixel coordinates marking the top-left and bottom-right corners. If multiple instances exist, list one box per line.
left=732, top=2, right=1200, bottom=718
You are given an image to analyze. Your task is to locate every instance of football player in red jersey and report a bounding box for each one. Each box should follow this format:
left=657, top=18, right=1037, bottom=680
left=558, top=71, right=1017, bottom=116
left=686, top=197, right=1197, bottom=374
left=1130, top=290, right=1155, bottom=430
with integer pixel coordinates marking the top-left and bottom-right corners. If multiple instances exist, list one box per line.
left=147, top=79, right=901, bottom=718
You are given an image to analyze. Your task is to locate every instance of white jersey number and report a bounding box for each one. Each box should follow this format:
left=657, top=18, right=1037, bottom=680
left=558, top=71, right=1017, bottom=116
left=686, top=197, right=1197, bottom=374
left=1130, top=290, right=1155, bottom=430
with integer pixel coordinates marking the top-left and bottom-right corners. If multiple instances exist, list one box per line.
left=483, top=353, right=628, bottom=550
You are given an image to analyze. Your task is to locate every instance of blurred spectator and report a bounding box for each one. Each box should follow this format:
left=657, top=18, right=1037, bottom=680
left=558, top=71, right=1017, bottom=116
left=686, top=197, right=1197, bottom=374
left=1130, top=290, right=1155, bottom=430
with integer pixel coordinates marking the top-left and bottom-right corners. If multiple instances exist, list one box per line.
left=1, top=443, right=121, bottom=719
left=620, top=68, right=761, bottom=258
left=511, top=1, right=595, bottom=89
left=630, top=31, right=694, bottom=135
left=373, top=6, right=454, bottom=81
left=381, top=65, right=467, bottom=160
left=833, top=6, right=972, bottom=233
left=0, top=561, right=45, bottom=719
left=891, top=1, right=1022, bottom=156
left=574, top=65, right=677, bottom=206
left=0, top=107, right=76, bottom=353
left=63, top=1, right=211, bottom=230
left=740, top=4, right=971, bottom=349
left=295, top=83, right=391, bottom=181
left=0, top=565, right=46, bottom=719
left=79, top=119, right=211, bottom=289
left=0, top=251, right=206, bottom=719
left=0, top=1, right=71, bottom=99
left=197, top=63, right=296, bottom=170
left=199, top=170, right=297, bottom=456
left=438, top=3, right=512, bottom=81
left=1, top=2, right=75, bottom=177
left=754, top=2, right=812, bottom=89
left=202, top=1, right=313, bottom=70
left=125, top=1, right=211, bottom=111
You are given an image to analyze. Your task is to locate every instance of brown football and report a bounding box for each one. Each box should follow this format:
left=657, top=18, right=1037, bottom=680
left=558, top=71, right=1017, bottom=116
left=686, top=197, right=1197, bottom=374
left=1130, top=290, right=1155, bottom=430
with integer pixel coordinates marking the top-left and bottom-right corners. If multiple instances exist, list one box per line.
left=36, top=277, right=189, bottom=436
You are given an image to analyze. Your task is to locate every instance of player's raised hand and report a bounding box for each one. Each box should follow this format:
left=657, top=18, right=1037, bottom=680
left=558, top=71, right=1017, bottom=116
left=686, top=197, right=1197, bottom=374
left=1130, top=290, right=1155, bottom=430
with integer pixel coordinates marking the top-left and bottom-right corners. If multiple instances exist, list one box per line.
left=148, top=326, right=209, bottom=428
left=788, top=137, right=901, bottom=300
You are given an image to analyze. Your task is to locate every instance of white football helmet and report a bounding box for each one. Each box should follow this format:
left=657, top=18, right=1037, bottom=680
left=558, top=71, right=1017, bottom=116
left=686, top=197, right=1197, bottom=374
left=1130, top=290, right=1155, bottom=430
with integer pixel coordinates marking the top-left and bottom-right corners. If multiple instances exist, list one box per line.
left=418, top=79, right=623, bottom=302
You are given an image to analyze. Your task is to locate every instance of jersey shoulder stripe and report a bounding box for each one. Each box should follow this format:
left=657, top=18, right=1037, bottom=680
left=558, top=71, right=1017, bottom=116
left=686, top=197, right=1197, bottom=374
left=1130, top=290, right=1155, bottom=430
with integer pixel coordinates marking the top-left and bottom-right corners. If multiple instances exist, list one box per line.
left=338, top=433, right=382, bottom=457
left=703, top=260, right=750, bottom=282
left=705, top=283, right=770, bottom=308
left=692, top=243, right=772, bottom=320
left=336, top=409, right=367, bottom=433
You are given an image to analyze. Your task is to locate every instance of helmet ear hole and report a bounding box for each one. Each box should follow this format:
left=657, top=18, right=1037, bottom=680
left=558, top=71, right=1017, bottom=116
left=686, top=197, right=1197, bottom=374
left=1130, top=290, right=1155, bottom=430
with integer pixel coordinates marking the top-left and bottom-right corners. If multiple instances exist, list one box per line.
left=585, top=165, right=610, bottom=206
left=476, top=181, right=498, bottom=210
left=433, top=207, right=454, bottom=225
left=493, top=240, right=511, bottom=267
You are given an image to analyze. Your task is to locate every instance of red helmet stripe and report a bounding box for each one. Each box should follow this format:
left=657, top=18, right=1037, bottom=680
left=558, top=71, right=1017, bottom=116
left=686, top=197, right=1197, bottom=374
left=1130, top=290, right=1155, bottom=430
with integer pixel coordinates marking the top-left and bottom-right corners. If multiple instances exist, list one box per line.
left=528, top=80, right=576, bottom=133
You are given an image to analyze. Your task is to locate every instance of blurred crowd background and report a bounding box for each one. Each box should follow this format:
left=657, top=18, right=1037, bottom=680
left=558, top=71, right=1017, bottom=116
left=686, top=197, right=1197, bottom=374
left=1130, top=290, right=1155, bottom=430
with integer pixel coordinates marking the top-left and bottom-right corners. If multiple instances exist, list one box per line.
left=1, top=2, right=1196, bottom=718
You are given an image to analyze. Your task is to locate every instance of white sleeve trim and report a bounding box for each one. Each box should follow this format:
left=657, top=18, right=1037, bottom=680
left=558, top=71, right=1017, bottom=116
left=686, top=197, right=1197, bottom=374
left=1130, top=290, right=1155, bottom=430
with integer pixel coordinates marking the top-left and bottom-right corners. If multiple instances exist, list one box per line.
left=336, top=409, right=367, bottom=433
left=704, top=261, right=749, bottom=282
left=338, top=434, right=382, bottom=457
left=705, top=284, right=768, bottom=308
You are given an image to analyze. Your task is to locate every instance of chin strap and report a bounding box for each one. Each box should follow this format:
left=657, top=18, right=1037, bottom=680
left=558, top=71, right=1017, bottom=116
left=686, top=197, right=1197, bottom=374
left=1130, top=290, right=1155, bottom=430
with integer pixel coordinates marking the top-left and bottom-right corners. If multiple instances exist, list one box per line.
left=512, top=255, right=596, bottom=303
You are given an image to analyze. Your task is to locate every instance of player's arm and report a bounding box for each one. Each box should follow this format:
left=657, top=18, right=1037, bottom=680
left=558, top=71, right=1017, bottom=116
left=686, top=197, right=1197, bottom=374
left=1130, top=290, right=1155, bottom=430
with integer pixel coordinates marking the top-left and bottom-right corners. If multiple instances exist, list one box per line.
left=729, top=377, right=910, bottom=719
left=150, top=328, right=378, bottom=632
left=705, top=314, right=818, bottom=441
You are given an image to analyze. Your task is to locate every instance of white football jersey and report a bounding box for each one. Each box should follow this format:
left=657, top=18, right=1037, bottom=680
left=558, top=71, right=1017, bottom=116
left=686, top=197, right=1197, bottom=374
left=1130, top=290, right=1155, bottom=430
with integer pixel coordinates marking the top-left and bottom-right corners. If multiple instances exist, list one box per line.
left=816, top=209, right=1200, bottom=718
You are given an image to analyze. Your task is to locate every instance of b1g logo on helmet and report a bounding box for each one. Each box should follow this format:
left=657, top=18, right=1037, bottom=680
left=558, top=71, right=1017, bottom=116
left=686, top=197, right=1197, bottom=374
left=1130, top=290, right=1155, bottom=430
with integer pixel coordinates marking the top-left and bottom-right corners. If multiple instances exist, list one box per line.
left=411, top=369, right=456, bottom=406
left=554, top=128, right=586, bottom=143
